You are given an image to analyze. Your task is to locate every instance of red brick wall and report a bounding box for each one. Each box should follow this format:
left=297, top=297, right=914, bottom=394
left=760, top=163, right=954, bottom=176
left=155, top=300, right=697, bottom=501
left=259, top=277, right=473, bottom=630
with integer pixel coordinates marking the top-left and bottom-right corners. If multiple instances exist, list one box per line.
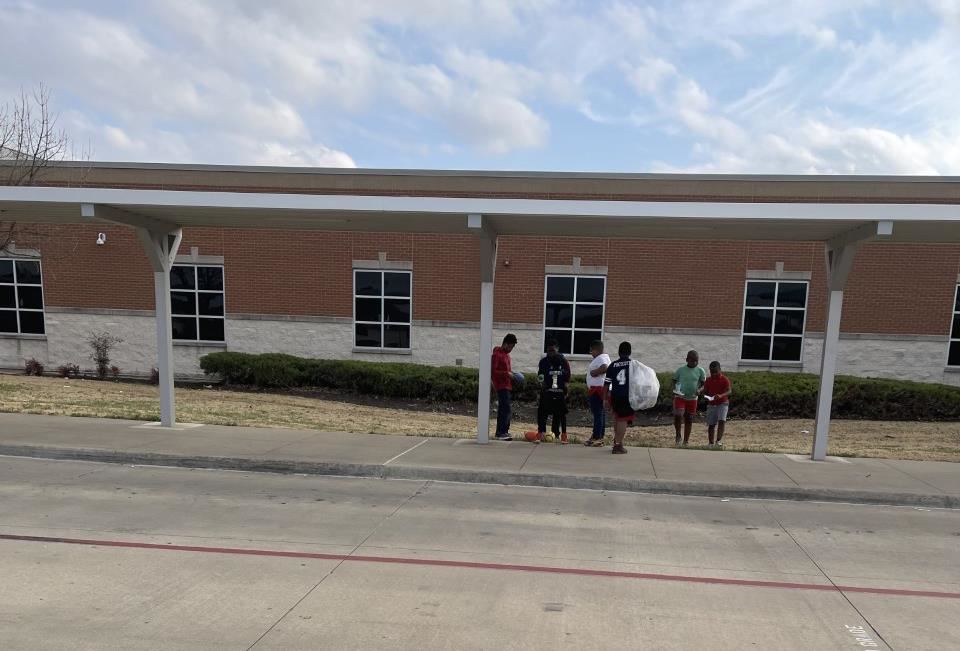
left=29, top=225, right=960, bottom=337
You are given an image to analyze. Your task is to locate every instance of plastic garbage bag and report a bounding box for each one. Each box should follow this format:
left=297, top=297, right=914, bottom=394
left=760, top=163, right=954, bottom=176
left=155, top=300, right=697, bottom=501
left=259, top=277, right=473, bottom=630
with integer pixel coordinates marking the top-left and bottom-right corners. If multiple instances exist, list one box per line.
left=629, top=360, right=660, bottom=411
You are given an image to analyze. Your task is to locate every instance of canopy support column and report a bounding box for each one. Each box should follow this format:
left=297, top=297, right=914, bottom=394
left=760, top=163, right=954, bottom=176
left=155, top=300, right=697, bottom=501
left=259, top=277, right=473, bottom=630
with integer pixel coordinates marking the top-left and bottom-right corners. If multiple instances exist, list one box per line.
left=136, top=227, right=183, bottom=428
left=812, top=221, right=893, bottom=460
left=470, top=214, right=497, bottom=444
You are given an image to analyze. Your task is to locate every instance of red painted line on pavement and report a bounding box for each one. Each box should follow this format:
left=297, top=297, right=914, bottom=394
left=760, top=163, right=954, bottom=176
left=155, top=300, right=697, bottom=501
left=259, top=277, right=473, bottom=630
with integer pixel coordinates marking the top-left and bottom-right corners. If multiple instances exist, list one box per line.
left=2, top=533, right=957, bottom=600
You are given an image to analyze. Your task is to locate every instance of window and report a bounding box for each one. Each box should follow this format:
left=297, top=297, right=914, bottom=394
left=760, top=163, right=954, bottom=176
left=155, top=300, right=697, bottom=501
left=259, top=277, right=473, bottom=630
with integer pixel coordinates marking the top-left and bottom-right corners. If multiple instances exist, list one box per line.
left=170, top=265, right=225, bottom=342
left=543, top=275, right=606, bottom=355
left=0, top=258, right=45, bottom=335
left=949, top=286, right=960, bottom=367
left=354, top=270, right=411, bottom=349
left=740, top=280, right=808, bottom=362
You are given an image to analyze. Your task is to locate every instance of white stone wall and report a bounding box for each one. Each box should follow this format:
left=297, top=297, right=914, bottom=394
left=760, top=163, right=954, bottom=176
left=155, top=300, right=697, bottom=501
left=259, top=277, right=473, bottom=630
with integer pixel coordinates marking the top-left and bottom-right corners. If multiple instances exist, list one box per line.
left=3, top=310, right=958, bottom=385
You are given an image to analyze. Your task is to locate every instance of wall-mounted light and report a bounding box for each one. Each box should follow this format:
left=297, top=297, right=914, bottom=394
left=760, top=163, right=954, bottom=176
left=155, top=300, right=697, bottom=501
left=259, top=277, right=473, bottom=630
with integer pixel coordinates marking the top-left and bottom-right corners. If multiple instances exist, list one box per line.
left=96, top=232, right=106, bottom=246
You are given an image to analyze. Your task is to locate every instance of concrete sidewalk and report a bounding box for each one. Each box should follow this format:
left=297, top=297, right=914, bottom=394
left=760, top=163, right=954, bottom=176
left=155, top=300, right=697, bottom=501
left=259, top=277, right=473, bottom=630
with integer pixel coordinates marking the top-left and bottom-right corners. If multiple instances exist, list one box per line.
left=0, top=413, right=956, bottom=508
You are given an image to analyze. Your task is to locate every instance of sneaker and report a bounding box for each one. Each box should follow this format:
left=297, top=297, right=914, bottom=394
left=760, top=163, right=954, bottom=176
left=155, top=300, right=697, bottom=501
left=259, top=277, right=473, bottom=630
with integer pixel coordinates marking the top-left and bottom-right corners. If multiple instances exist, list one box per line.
left=494, top=434, right=513, bottom=441
left=560, top=432, right=569, bottom=445
left=612, top=444, right=628, bottom=454
left=716, top=441, right=724, bottom=449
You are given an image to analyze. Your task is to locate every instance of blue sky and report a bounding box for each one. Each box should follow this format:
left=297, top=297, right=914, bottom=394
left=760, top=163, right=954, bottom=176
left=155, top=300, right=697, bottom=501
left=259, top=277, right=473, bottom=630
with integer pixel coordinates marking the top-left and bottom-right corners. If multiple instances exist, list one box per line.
left=1, top=0, right=959, bottom=173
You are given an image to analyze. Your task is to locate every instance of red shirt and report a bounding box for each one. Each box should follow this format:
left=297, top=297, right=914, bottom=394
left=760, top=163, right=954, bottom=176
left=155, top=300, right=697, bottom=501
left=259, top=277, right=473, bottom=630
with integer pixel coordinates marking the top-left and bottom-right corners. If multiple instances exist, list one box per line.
left=704, top=374, right=731, bottom=404
left=491, top=346, right=513, bottom=391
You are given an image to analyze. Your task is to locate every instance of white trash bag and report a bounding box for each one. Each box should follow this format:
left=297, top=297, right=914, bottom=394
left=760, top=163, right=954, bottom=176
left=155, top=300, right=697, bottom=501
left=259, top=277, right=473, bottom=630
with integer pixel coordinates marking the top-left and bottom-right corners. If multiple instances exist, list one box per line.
left=628, top=360, right=660, bottom=411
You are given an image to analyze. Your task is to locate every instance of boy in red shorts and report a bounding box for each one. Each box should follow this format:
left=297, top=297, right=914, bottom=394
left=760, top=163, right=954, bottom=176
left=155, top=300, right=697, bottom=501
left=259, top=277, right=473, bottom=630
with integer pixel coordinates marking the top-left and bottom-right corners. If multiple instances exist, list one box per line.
left=704, top=361, right=732, bottom=447
left=672, top=350, right=705, bottom=447
left=604, top=341, right=635, bottom=455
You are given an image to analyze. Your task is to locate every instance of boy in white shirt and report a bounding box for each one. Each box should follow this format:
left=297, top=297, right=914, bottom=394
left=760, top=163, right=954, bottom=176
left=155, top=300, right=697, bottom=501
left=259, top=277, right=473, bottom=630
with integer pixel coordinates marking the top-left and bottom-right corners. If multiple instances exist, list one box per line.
left=584, top=340, right=612, bottom=447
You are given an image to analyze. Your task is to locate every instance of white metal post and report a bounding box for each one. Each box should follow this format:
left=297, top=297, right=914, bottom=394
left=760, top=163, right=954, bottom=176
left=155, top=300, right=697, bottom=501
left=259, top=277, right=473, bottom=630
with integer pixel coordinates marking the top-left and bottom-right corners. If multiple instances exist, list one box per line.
left=812, top=289, right=844, bottom=460
left=477, top=281, right=494, bottom=444
left=136, top=226, right=183, bottom=428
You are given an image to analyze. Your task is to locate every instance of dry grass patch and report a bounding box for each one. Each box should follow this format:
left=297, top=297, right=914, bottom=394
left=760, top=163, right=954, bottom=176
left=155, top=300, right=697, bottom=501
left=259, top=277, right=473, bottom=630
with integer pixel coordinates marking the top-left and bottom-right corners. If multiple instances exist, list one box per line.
left=1, top=374, right=957, bottom=461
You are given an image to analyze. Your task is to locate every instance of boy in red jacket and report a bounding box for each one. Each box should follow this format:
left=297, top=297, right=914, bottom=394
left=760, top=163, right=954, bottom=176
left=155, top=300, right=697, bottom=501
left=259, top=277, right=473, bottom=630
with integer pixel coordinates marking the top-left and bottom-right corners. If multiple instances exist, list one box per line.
left=491, top=334, right=519, bottom=441
left=703, top=361, right=732, bottom=448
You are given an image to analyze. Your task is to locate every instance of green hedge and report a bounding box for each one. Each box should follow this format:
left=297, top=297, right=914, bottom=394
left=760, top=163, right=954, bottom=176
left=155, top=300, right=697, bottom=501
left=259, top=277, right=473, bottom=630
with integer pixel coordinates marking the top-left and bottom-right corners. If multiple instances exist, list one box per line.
left=199, top=352, right=960, bottom=421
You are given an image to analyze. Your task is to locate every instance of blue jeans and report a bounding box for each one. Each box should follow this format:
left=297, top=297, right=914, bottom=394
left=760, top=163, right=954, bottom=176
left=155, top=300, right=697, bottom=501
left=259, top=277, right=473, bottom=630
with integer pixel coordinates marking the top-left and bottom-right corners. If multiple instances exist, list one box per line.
left=589, top=391, right=605, bottom=439
left=495, top=389, right=512, bottom=436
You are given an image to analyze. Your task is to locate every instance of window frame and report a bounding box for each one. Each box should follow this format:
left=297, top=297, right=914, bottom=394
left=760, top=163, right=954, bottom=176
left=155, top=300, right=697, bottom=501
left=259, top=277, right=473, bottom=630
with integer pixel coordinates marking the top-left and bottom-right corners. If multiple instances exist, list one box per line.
left=170, top=264, right=226, bottom=344
left=739, top=279, right=809, bottom=363
left=541, top=274, right=607, bottom=357
left=352, top=269, right=413, bottom=351
left=948, top=285, right=960, bottom=368
left=0, top=257, right=46, bottom=336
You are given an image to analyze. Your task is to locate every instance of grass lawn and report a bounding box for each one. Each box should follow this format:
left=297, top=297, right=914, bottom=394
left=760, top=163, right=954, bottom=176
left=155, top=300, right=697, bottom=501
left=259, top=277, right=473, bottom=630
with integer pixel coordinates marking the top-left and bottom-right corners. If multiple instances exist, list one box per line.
left=1, top=374, right=958, bottom=462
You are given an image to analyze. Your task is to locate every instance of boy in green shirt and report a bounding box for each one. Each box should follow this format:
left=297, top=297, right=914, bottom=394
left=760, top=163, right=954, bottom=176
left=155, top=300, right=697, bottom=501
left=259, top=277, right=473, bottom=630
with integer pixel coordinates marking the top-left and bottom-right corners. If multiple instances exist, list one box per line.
left=672, top=350, right=706, bottom=447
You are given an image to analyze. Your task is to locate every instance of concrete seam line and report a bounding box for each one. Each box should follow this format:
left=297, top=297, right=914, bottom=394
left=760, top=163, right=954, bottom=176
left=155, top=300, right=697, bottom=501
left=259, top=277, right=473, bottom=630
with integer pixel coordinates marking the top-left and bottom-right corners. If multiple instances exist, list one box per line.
left=0, top=446, right=954, bottom=509
left=382, top=439, right=429, bottom=466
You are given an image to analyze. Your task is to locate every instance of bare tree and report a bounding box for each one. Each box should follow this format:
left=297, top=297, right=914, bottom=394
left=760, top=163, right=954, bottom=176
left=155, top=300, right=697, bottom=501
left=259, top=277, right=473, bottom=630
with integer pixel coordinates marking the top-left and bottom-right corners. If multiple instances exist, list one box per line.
left=0, top=84, right=87, bottom=255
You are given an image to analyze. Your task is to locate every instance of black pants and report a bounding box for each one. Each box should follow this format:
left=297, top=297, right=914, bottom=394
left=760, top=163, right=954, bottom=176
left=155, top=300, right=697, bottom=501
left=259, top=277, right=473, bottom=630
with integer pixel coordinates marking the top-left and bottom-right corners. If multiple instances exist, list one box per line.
left=495, top=389, right=512, bottom=436
left=537, top=392, right=567, bottom=434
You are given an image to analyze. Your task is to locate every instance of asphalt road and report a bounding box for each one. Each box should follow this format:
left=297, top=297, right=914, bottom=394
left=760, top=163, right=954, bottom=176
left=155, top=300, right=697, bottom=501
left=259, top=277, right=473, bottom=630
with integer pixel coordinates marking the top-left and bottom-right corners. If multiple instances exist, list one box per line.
left=0, top=456, right=957, bottom=650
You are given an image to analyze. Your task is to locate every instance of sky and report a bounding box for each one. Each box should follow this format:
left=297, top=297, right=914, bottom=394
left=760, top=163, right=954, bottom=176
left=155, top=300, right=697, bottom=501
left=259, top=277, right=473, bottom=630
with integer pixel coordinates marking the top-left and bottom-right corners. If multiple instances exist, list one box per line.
left=1, top=0, right=959, bottom=174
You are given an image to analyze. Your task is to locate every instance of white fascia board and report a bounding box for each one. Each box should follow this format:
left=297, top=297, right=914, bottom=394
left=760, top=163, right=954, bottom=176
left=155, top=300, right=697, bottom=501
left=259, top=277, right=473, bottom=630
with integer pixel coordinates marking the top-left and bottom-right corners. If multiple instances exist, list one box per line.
left=2, top=185, right=960, bottom=222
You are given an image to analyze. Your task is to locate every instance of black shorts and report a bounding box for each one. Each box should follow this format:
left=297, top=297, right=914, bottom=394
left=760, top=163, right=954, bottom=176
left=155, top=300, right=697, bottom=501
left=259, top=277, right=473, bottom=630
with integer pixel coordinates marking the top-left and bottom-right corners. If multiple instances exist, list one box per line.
left=610, top=395, right=635, bottom=421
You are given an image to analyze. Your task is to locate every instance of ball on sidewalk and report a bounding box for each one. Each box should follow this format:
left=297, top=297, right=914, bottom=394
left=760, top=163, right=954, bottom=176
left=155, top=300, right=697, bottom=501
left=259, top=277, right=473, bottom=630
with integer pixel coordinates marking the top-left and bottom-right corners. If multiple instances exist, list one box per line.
left=544, top=433, right=556, bottom=443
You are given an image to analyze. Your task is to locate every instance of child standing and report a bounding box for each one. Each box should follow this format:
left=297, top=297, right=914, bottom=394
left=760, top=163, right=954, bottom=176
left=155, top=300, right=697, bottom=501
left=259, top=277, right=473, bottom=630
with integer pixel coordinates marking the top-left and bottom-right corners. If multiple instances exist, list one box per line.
left=604, top=341, right=635, bottom=455
left=672, top=350, right=706, bottom=447
left=703, top=361, right=732, bottom=447
left=537, top=339, right=571, bottom=443
left=584, top=340, right=611, bottom=447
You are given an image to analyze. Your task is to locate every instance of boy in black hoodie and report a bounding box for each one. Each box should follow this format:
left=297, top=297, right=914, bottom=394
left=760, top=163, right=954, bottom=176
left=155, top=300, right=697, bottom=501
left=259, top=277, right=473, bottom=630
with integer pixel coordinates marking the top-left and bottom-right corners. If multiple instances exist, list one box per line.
left=537, top=339, right=571, bottom=443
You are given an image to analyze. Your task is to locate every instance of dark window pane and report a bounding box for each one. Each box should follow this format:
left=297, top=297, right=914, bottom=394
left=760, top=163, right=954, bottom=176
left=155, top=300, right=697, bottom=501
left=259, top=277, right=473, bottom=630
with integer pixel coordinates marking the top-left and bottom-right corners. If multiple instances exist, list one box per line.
left=14, top=261, right=41, bottom=284
left=955, top=287, right=960, bottom=313
left=17, top=286, right=43, bottom=309
left=777, top=283, right=807, bottom=308
left=0, top=286, right=14, bottom=308
left=197, top=266, right=223, bottom=291
left=170, top=266, right=195, bottom=290
left=745, top=282, right=776, bottom=307
left=950, top=342, right=960, bottom=367
left=741, top=335, right=771, bottom=360
left=573, top=330, right=603, bottom=356
left=772, top=336, right=803, bottom=361
left=544, top=329, right=572, bottom=354
left=383, top=272, right=410, bottom=297
left=0, top=260, right=13, bottom=283
left=544, top=303, right=573, bottom=328
left=953, top=314, right=960, bottom=340
left=575, top=304, right=603, bottom=329
left=171, top=291, right=196, bottom=316
left=355, top=323, right=381, bottom=348
left=198, top=318, right=225, bottom=342
left=775, top=311, right=805, bottom=335
left=743, top=309, right=773, bottom=334
left=18, top=311, right=44, bottom=334
left=383, top=298, right=410, bottom=323
left=355, top=297, right=382, bottom=322
left=0, top=310, right=18, bottom=333
left=172, top=317, right=197, bottom=340
left=384, top=324, right=410, bottom=349
left=355, top=271, right=381, bottom=296
left=197, top=293, right=224, bottom=316
left=576, top=277, right=605, bottom=303
left=546, top=277, right=574, bottom=302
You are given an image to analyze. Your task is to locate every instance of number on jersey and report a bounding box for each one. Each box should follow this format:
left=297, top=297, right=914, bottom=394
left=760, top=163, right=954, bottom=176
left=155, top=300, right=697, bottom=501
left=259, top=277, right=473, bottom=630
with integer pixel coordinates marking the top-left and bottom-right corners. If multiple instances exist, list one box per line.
left=616, top=369, right=627, bottom=386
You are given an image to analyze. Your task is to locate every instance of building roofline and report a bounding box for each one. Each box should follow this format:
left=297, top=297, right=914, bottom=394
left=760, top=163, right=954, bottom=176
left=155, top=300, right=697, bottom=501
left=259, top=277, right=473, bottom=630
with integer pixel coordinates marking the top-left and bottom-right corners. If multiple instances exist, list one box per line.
left=24, top=159, right=960, bottom=184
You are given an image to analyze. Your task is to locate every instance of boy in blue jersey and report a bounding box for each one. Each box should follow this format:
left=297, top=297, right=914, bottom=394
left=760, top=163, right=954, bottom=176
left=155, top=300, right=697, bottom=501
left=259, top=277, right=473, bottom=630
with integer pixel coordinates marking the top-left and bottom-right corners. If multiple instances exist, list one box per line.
left=604, top=341, right=634, bottom=455
left=537, top=339, right=571, bottom=443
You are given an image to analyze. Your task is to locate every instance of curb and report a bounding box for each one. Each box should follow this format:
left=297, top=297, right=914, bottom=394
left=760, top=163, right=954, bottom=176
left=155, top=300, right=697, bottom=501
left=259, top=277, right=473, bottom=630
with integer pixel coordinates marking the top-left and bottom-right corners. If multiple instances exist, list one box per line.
left=1, top=444, right=956, bottom=509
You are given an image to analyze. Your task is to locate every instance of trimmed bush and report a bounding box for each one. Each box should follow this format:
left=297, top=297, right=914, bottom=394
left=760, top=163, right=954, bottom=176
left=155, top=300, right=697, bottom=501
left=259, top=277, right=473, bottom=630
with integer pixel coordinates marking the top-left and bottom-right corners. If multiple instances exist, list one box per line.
left=199, top=352, right=960, bottom=421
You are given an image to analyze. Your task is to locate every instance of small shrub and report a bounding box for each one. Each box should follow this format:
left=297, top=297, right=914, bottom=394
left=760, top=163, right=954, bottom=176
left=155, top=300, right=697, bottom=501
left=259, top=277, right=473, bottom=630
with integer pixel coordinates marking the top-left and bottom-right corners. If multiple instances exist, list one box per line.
left=24, top=358, right=44, bottom=376
left=149, top=368, right=160, bottom=385
left=87, top=331, right=123, bottom=380
left=111, top=365, right=121, bottom=379
left=57, top=363, right=80, bottom=379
